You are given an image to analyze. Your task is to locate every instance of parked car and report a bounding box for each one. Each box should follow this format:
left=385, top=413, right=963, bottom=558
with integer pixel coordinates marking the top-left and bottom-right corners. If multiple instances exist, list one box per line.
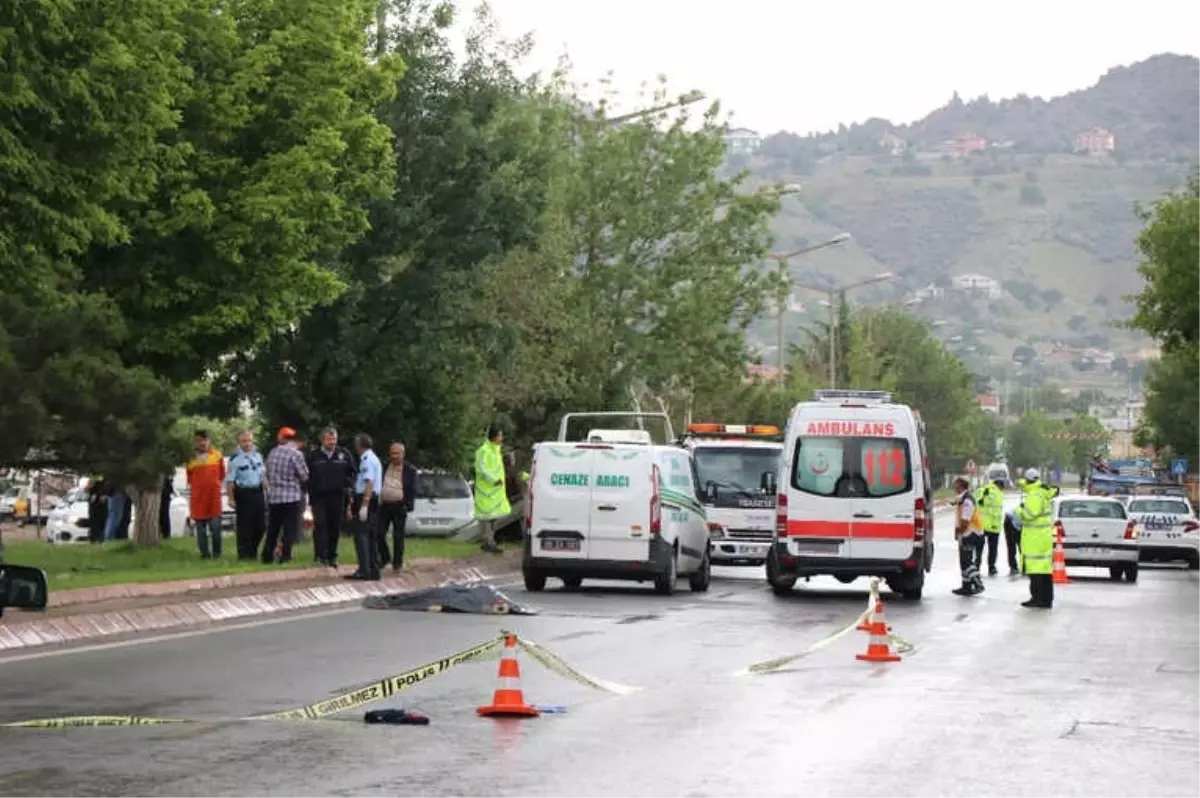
left=1053, top=496, right=1140, bottom=582
left=1127, top=496, right=1199, bottom=569
left=0, top=487, right=20, bottom=521
left=45, top=488, right=191, bottom=544
left=409, top=470, right=477, bottom=538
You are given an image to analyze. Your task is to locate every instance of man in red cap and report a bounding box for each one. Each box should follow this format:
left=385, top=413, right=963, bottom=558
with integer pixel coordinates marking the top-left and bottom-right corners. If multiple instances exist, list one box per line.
left=262, top=426, right=309, bottom=563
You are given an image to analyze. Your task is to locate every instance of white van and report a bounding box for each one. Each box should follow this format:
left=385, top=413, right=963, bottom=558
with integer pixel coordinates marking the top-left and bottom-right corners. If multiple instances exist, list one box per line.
left=767, top=390, right=935, bottom=600
left=522, top=412, right=712, bottom=595
left=681, top=423, right=782, bottom=566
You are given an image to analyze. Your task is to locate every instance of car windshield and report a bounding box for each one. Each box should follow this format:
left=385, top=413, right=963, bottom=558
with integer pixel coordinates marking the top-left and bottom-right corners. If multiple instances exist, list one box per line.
left=60, top=488, right=87, bottom=505
left=1058, top=500, right=1126, bottom=519
left=1128, top=499, right=1191, bottom=515
left=419, top=474, right=470, bottom=500
left=693, top=446, right=780, bottom=501
left=792, top=436, right=913, bottom=499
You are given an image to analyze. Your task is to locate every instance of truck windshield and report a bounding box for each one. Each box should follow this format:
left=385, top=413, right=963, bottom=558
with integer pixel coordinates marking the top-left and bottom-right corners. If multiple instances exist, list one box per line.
left=693, top=446, right=780, bottom=504
left=791, top=436, right=913, bottom=499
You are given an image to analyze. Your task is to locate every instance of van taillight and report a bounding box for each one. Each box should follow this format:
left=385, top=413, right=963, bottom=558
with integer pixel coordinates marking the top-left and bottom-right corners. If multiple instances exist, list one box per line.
left=1184, top=521, right=1199, bottom=533
left=1124, top=521, right=1137, bottom=540
left=525, top=461, right=536, bottom=533
left=649, top=465, right=662, bottom=537
left=913, top=497, right=925, bottom=541
left=776, top=492, right=789, bottom=539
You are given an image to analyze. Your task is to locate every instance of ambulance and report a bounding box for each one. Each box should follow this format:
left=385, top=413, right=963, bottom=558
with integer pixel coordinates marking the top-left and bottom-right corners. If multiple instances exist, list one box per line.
left=767, top=390, right=935, bottom=600
left=680, top=423, right=783, bottom=566
left=522, top=412, right=712, bottom=595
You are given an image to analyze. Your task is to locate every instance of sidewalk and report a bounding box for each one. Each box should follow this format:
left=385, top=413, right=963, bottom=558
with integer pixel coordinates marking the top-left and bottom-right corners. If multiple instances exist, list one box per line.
left=0, top=550, right=521, bottom=653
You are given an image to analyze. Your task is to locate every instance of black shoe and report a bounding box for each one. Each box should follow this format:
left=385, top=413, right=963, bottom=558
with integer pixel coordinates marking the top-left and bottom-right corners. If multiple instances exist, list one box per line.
left=952, top=586, right=975, bottom=596
left=392, top=563, right=403, bottom=573
left=972, top=581, right=985, bottom=594
left=1009, top=568, right=1020, bottom=577
left=988, top=568, right=999, bottom=577
left=344, top=572, right=366, bottom=581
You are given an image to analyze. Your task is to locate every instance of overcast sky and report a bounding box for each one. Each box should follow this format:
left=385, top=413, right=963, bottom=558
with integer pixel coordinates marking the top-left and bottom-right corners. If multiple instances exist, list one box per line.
left=463, top=0, right=1199, bottom=135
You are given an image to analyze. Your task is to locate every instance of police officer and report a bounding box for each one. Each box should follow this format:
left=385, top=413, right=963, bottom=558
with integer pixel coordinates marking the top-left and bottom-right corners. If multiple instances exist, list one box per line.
left=1016, top=468, right=1055, bottom=609
left=226, top=430, right=267, bottom=560
left=346, top=433, right=382, bottom=581
left=975, top=477, right=1005, bottom=576
left=306, top=427, right=355, bottom=567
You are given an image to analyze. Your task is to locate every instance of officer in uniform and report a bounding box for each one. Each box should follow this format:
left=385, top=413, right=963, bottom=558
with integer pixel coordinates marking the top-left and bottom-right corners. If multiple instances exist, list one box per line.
left=1016, top=467, right=1055, bottom=609
left=347, top=433, right=382, bottom=581
left=975, top=477, right=1005, bottom=576
left=306, top=427, right=355, bottom=567
left=226, top=430, right=267, bottom=560
left=952, top=476, right=986, bottom=596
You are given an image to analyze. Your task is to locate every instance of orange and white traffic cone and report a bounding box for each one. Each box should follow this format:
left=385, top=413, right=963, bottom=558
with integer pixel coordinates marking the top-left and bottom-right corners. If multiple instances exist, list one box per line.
left=855, top=599, right=901, bottom=663
left=477, top=634, right=540, bottom=718
left=857, top=581, right=891, bottom=633
left=1052, top=531, right=1071, bottom=585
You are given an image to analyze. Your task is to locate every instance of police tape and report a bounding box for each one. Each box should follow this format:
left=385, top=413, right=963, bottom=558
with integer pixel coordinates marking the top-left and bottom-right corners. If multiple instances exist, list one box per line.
left=516, top=636, right=642, bottom=695
left=734, top=606, right=874, bottom=675
left=0, top=635, right=506, bottom=729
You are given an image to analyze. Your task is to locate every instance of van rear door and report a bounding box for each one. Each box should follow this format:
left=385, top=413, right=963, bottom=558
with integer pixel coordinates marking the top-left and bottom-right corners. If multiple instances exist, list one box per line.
left=530, top=445, right=594, bottom=560
left=849, top=434, right=917, bottom=560
left=587, top=446, right=654, bottom=563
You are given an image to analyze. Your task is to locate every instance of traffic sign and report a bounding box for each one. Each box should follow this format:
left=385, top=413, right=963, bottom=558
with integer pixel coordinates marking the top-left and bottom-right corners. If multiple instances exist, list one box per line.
left=1171, top=459, right=1188, bottom=477
left=965, top=459, right=977, bottom=474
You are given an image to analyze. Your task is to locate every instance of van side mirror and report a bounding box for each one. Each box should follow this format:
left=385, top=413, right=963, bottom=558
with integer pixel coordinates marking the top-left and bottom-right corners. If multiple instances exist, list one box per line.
left=0, top=564, right=49, bottom=617
left=704, top=481, right=718, bottom=504
left=762, top=471, right=777, bottom=494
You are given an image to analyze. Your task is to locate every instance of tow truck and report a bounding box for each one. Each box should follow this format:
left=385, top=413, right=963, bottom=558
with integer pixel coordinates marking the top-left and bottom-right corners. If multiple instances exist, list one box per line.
left=680, top=423, right=783, bottom=566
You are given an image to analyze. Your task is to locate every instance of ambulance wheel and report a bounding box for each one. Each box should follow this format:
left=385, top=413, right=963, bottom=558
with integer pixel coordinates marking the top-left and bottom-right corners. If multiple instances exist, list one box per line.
left=897, top=570, right=924, bottom=601
left=1108, top=566, right=1123, bottom=581
left=1188, top=553, right=1199, bottom=571
left=654, top=552, right=677, bottom=596
left=766, top=548, right=795, bottom=596
left=688, top=552, right=711, bottom=593
left=561, top=577, right=583, bottom=591
left=1123, top=563, right=1138, bottom=583
left=523, top=569, right=546, bottom=592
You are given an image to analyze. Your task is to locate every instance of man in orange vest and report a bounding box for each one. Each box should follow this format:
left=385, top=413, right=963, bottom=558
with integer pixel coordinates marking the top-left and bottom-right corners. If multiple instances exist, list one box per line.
left=187, top=429, right=226, bottom=559
left=952, top=476, right=986, bottom=596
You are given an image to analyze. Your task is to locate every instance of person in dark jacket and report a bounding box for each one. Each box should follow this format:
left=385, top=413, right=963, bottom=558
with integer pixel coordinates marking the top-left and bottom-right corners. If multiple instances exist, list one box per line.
left=306, top=427, right=356, bottom=567
left=87, top=479, right=109, bottom=544
left=376, top=442, right=417, bottom=572
left=159, top=474, right=174, bottom=539
left=116, top=489, right=132, bottom=540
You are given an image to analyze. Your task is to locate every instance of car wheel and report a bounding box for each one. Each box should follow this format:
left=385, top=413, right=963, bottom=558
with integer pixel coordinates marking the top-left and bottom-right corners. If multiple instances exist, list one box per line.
left=523, top=569, right=546, bottom=592
left=766, top=547, right=796, bottom=596
left=654, top=550, right=677, bottom=596
left=1108, top=565, right=1123, bottom=581
left=1124, top=563, right=1138, bottom=583
left=688, top=551, right=711, bottom=593
left=1188, top=552, right=1199, bottom=571
left=561, top=577, right=582, bottom=591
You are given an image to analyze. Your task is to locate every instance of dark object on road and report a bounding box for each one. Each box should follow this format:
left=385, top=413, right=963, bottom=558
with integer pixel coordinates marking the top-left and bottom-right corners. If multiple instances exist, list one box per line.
left=362, top=581, right=537, bottom=615
left=363, top=709, right=430, bottom=725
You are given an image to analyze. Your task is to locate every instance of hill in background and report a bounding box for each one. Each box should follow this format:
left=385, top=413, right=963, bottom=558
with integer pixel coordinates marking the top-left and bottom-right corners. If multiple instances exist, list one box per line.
left=735, top=53, right=1198, bottom=401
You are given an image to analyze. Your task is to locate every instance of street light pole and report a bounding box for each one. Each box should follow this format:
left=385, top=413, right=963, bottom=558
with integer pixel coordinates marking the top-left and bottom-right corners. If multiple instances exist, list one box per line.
left=794, top=271, right=895, bottom=389
left=770, top=233, right=852, bottom=386
left=602, top=90, right=707, bottom=125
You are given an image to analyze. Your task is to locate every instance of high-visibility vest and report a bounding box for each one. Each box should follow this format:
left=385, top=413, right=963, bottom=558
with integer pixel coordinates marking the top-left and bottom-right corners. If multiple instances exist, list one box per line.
left=473, top=440, right=512, bottom=521
left=959, top=493, right=984, bottom=534
left=974, top=485, right=1004, bottom=533
left=1016, top=483, right=1054, bottom=574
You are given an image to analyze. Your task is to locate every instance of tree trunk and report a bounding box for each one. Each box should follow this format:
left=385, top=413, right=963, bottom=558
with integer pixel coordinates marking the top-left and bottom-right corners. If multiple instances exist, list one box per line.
left=132, top=485, right=162, bottom=548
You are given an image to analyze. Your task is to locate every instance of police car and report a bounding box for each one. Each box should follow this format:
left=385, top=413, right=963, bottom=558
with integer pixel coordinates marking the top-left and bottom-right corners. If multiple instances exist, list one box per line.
left=1126, top=495, right=1199, bottom=569
left=681, top=423, right=782, bottom=566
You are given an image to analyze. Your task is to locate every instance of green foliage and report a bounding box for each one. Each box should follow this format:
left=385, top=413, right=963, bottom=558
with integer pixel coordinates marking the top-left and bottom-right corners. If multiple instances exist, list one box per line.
left=1004, top=412, right=1109, bottom=473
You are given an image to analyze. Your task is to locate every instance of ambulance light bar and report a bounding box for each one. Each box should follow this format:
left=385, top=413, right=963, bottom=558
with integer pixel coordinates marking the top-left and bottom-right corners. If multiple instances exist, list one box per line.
left=686, top=423, right=781, bottom=437
left=812, top=390, right=892, bottom=404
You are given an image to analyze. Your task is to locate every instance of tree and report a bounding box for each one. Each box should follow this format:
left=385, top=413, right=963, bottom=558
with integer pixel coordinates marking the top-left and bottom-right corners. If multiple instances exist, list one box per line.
left=1019, top=184, right=1046, bottom=206
left=2, top=1, right=401, bottom=545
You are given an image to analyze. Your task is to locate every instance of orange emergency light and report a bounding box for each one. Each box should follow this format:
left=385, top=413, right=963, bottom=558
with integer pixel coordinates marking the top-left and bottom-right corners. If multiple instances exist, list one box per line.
left=686, top=423, right=781, bottom=437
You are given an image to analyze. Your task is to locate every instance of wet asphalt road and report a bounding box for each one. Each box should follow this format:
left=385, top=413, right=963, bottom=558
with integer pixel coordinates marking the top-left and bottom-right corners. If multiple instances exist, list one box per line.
left=0, top=499, right=1197, bottom=797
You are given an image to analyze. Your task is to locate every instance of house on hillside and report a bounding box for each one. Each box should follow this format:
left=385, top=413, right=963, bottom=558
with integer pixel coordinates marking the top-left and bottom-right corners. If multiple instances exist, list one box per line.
left=975, top=394, right=1000, bottom=415
left=910, top=283, right=944, bottom=301
left=745, top=363, right=779, bottom=383
left=950, top=273, right=1003, bottom=299
left=878, top=132, right=907, bottom=155
left=1074, top=127, right=1115, bottom=156
left=724, top=128, right=762, bottom=156
left=955, top=133, right=987, bottom=157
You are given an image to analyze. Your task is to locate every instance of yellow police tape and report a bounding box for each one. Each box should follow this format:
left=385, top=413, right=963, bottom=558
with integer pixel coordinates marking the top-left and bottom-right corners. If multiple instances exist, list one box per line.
left=517, top=637, right=642, bottom=696
left=1, top=635, right=505, bottom=729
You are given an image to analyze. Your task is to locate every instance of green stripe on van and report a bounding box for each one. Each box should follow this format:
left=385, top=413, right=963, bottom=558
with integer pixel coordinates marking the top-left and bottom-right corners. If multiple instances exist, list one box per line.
left=660, top=487, right=706, bottom=518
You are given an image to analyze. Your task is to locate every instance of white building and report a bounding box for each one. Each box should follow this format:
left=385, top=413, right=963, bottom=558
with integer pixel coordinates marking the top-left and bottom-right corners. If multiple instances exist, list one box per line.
left=951, top=273, right=1003, bottom=299
left=724, top=128, right=762, bottom=156
left=910, top=283, right=944, bottom=301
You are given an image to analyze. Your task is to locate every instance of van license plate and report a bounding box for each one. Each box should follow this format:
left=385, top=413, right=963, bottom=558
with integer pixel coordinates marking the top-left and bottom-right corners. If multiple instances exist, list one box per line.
left=737, top=545, right=766, bottom=555
left=541, top=538, right=580, bottom=552
left=794, top=540, right=841, bottom=555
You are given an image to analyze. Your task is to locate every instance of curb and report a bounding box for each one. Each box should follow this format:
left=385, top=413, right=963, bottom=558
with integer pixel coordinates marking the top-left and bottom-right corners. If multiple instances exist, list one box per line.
left=0, top=558, right=521, bottom=653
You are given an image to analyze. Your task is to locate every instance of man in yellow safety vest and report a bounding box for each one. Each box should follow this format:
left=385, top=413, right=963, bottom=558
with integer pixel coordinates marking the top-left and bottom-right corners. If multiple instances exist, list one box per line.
left=1015, top=467, right=1055, bottom=609
left=473, top=424, right=510, bottom=554
left=952, top=476, right=986, bottom=596
left=975, top=478, right=1006, bottom=577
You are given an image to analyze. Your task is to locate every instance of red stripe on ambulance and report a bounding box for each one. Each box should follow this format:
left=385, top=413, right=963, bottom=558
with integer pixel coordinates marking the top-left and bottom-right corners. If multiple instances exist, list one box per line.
left=785, top=520, right=914, bottom=539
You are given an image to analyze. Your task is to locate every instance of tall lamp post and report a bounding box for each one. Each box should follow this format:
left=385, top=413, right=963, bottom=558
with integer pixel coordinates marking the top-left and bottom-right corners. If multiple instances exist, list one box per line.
left=794, top=271, right=895, bottom=388
left=770, top=233, right=852, bottom=384
left=601, top=90, right=707, bottom=125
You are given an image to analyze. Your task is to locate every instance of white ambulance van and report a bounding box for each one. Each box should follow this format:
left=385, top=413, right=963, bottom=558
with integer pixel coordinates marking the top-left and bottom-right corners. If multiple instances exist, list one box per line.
left=767, top=390, right=935, bottom=600
left=522, top=412, right=712, bottom=595
left=681, top=423, right=782, bottom=566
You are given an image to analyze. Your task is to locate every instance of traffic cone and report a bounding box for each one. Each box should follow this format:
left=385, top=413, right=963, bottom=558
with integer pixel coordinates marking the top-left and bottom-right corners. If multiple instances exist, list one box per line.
left=1052, top=532, right=1070, bottom=585
left=857, top=583, right=891, bottom=633
left=477, top=634, right=540, bottom=718
left=855, top=600, right=901, bottom=663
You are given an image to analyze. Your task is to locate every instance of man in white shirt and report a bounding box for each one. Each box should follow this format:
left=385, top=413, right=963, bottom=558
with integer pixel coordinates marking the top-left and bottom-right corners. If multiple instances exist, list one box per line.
left=952, top=477, right=986, bottom=596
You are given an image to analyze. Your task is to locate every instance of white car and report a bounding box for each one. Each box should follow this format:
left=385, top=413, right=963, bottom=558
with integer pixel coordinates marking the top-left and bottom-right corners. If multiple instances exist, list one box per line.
left=522, top=413, right=712, bottom=595
left=1053, top=496, right=1140, bottom=582
left=409, top=470, right=477, bottom=538
left=0, top=487, right=19, bottom=520
left=45, top=488, right=191, bottom=544
left=1127, top=496, right=1199, bottom=569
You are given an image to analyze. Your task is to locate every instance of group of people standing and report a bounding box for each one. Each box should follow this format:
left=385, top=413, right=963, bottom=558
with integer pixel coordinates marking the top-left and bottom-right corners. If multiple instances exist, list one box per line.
left=953, top=468, right=1059, bottom=608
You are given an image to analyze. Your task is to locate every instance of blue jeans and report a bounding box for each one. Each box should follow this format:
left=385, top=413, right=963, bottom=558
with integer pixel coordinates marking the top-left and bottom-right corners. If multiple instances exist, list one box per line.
left=195, top=517, right=222, bottom=558
left=104, top=493, right=126, bottom=541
